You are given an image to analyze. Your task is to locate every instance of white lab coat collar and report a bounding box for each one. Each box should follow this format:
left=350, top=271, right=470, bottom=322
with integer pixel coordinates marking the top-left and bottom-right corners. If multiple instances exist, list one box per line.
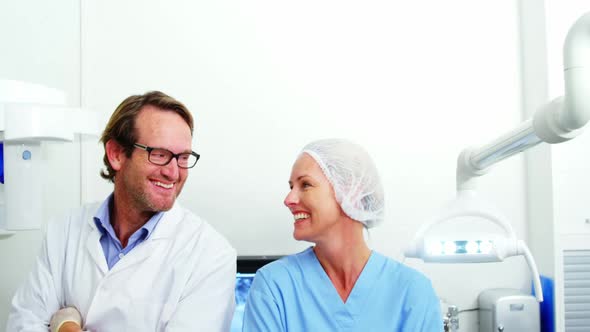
left=84, top=202, right=184, bottom=275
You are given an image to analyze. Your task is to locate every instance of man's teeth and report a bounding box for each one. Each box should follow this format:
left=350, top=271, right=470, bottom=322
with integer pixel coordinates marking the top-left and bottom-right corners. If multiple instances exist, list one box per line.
left=294, top=213, right=310, bottom=220
left=154, top=181, right=173, bottom=189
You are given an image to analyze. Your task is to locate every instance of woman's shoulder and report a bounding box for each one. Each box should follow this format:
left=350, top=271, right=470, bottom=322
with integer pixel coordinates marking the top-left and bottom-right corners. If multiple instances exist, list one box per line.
left=256, top=247, right=315, bottom=281
left=371, top=251, right=434, bottom=288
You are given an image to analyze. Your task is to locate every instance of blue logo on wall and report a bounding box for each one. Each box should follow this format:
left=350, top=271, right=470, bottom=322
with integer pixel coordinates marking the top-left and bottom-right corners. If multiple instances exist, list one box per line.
left=22, top=149, right=31, bottom=160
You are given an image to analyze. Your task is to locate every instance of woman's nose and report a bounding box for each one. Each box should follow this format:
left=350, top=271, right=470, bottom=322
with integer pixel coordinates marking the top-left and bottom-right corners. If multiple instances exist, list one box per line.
left=284, top=189, right=298, bottom=207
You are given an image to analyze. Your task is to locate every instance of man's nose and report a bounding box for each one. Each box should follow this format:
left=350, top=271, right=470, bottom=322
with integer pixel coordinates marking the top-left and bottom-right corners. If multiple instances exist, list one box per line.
left=161, top=158, right=180, bottom=179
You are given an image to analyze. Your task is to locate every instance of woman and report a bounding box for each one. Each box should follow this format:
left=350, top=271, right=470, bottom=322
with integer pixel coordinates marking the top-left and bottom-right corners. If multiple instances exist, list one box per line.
left=242, top=139, right=442, bottom=331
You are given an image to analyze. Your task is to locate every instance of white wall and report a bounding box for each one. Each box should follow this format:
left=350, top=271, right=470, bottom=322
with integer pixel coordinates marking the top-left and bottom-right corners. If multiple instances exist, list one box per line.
left=0, top=0, right=82, bottom=330
left=80, top=1, right=529, bottom=330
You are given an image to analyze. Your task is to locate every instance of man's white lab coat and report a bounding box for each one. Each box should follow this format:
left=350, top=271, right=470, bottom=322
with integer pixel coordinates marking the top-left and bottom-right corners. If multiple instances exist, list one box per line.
left=6, top=202, right=237, bottom=331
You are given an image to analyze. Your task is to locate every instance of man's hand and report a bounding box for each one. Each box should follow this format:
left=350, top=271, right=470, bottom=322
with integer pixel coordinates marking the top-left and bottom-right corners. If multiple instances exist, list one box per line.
left=49, top=307, right=83, bottom=332
left=57, top=321, right=83, bottom=332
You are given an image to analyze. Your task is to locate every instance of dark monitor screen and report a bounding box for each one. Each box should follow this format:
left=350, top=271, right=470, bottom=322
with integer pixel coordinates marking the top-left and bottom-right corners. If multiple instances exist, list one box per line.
left=230, top=256, right=281, bottom=332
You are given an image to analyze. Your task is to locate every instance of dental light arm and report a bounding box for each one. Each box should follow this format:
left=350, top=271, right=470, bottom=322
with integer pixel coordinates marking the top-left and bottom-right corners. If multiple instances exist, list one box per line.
left=520, top=240, right=543, bottom=303
left=458, top=12, right=590, bottom=190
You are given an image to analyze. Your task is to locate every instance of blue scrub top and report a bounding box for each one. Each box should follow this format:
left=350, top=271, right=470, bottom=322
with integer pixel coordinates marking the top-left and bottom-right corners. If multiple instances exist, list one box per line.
left=243, top=247, right=442, bottom=332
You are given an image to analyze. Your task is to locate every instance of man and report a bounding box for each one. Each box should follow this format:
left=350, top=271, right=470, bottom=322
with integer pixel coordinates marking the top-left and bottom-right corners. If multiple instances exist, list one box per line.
left=6, top=91, right=237, bottom=331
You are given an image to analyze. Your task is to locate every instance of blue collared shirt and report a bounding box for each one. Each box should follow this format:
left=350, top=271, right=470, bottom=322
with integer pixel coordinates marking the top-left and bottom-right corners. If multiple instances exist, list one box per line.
left=93, top=194, right=163, bottom=270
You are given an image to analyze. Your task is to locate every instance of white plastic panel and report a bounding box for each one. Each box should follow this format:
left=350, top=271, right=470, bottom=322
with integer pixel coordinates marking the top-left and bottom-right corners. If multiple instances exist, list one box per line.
left=3, top=142, right=42, bottom=230
left=3, top=104, right=73, bottom=142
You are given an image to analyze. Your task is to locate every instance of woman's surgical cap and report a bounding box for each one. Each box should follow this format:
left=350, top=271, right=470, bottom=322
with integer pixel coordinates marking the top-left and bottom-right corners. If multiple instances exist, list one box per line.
left=301, top=139, right=384, bottom=228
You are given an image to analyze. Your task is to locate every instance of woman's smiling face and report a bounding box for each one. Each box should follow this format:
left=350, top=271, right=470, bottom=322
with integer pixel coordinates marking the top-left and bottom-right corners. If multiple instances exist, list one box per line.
left=284, top=153, right=344, bottom=243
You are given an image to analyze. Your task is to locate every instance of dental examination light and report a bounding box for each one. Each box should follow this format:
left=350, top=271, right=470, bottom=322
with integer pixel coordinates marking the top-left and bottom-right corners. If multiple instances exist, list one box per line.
left=404, top=190, right=544, bottom=302
left=405, top=11, right=590, bottom=303
left=0, top=79, right=100, bottom=236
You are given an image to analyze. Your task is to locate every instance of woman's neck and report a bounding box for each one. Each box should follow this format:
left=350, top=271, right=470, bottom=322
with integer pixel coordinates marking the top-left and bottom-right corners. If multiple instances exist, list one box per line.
left=313, top=222, right=371, bottom=302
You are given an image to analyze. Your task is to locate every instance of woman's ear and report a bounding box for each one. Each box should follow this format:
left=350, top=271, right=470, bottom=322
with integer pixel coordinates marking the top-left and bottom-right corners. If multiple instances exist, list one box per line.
left=105, top=139, right=127, bottom=171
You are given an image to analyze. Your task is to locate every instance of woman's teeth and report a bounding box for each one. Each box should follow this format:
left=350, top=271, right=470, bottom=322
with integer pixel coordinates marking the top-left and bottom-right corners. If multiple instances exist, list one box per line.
left=294, top=213, right=310, bottom=220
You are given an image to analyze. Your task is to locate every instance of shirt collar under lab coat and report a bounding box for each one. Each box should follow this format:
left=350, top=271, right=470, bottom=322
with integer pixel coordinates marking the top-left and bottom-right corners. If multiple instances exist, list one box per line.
left=93, top=193, right=163, bottom=244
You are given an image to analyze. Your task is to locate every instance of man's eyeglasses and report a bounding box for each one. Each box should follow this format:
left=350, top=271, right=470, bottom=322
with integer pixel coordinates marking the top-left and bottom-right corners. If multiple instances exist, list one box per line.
left=133, top=143, right=200, bottom=169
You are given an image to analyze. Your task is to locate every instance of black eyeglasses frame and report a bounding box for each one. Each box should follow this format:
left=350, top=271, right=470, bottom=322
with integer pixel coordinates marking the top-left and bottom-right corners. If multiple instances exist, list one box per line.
left=133, top=143, right=200, bottom=169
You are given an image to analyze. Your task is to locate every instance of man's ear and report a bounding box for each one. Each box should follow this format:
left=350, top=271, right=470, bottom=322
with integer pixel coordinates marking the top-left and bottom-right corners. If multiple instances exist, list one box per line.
left=105, top=139, right=127, bottom=171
